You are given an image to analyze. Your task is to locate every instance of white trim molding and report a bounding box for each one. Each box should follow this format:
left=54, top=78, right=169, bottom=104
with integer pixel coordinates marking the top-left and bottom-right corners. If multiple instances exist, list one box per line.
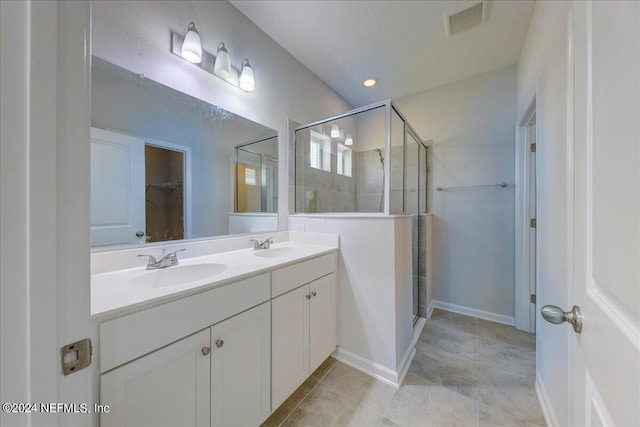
left=515, top=92, right=537, bottom=333
left=433, top=300, right=515, bottom=326
left=332, top=341, right=419, bottom=389
left=536, top=373, right=560, bottom=427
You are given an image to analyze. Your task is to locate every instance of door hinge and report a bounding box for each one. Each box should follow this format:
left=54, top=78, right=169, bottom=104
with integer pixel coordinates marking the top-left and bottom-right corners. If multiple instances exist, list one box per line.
left=530, top=143, right=536, bottom=153
left=530, top=218, right=536, bottom=228
left=530, top=294, right=537, bottom=304
left=61, top=338, right=92, bottom=376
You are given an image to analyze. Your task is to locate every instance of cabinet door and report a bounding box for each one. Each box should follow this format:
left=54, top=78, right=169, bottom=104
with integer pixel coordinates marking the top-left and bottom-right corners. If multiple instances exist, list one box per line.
left=309, top=273, right=337, bottom=372
left=210, top=302, right=271, bottom=427
left=271, top=285, right=310, bottom=409
left=100, top=329, right=210, bottom=427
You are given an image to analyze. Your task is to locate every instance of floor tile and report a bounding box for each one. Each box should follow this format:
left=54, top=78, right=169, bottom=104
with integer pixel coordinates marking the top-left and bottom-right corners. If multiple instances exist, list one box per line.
left=478, top=337, right=535, bottom=380
left=430, top=309, right=478, bottom=336
left=418, top=322, right=478, bottom=361
left=477, top=319, right=535, bottom=350
left=311, top=356, right=337, bottom=380
left=409, top=346, right=479, bottom=399
left=323, top=361, right=396, bottom=414
left=263, top=376, right=320, bottom=427
left=477, top=364, right=543, bottom=423
left=479, top=403, right=545, bottom=427
left=282, top=382, right=385, bottom=427
left=385, top=374, right=478, bottom=427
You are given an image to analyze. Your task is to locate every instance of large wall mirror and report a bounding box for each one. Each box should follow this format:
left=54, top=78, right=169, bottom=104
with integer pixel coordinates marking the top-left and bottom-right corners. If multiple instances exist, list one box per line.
left=91, top=57, right=278, bottom=248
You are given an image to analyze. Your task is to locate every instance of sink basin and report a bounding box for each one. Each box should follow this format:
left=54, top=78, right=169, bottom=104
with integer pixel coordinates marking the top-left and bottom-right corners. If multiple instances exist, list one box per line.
left=128, top=263, right=228, bottom=288
left=254, top=247, right=301, bottom=258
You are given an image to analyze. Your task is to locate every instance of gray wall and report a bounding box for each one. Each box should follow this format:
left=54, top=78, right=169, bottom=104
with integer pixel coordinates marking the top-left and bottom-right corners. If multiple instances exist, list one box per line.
left=396, top=65, right=518, bottom=320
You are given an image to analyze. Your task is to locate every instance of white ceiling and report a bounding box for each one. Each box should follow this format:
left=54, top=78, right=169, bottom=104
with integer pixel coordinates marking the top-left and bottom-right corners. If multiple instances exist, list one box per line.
left=230, top=0, right=535, bottom=107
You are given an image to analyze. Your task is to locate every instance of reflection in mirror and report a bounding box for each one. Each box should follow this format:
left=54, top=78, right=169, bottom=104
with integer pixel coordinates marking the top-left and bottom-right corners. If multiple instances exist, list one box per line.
left=90, top=57, right=277, bottom=248
left=230, top=137, right=279, bottom=234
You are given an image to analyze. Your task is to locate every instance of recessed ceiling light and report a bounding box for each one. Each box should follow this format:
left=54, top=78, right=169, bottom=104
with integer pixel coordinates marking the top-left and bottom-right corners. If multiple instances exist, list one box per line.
left=363, top=77, right=378, bottom=87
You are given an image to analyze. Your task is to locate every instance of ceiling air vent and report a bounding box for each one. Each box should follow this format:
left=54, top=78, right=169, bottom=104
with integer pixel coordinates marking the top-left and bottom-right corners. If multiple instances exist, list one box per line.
left=444, top=1, right=488, bottom=37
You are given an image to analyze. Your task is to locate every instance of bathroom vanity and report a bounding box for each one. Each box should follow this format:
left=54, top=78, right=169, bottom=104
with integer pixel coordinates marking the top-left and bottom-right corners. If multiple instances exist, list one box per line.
left=92, top=232, right=338, bottom=427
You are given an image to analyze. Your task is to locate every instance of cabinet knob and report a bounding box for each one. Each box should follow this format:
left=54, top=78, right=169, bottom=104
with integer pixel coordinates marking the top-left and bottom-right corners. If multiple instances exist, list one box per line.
left=201, top=346, right=211, bottom=356
left=311, top=291, right=317, bottom=297
left=215, top=339, right=224, bottom=348
left=306, top=294, right=311, bottom=300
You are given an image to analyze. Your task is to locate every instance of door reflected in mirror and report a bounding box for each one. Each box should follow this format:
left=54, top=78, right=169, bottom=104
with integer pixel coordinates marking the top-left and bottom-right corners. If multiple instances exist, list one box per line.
left=91, top=57, right=277, bottom=248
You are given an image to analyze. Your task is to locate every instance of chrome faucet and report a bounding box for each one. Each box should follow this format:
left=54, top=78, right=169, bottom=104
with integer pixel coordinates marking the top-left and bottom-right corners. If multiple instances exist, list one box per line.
left=250, top=237, right=274, bottom=250
left=138, top=248, right=186, bottom=270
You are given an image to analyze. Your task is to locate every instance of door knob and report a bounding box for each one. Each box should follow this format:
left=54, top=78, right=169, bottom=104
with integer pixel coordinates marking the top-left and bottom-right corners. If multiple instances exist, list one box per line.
left=135, top=231, right=145, bottom=237
left=541, top=305, right=582, bottom=333
left=201, top=347, right=211, bottom=356
left=215, top=339, right=224, bottom=348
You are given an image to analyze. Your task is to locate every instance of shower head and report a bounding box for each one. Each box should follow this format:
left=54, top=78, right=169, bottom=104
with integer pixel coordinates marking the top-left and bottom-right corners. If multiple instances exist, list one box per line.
left=374, top=148, right=384, bottom=164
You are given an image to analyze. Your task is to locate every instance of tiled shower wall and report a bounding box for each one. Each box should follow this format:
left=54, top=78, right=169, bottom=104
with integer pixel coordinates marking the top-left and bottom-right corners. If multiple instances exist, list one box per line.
left=294, top=129, right=356, bottom=213
left=355, top=149, right=385, bottom=212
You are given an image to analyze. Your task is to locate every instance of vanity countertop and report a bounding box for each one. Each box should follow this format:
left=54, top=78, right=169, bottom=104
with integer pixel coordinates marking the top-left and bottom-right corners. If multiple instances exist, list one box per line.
left=91, top=240, right=338, bottom=318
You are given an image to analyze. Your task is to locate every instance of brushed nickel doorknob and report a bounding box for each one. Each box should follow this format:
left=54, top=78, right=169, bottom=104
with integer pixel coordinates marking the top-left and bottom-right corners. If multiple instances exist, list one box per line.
left=541, top=305, right=582, bottom=333
left=311, top=291, right=317, bottom=297
left=201, top=346, right=211, bottom=356
left=215, top=339, right=224, bottom=348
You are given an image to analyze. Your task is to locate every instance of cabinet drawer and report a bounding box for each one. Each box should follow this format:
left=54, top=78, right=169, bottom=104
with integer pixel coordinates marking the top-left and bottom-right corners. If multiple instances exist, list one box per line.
left=100, top=273, right=270, bottom=373
left=271, top=252, right=336, bottom=298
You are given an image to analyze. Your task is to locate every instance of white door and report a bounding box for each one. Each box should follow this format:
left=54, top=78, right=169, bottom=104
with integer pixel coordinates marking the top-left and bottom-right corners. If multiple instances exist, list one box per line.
left=569, top=2, right=640, bottom=425
left=90, top=127, right=145, bottom=246
left=210, top=302, right=271, bottom=427
left=100, top=329, right=210, bottom=427
left=271, top=285, right=310, bottom=409
left=309, top=273, right=337, bottom=372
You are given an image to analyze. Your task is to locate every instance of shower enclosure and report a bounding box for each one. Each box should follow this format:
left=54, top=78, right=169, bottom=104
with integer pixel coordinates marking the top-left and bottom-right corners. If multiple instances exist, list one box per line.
left=293, top=101, right=430, bottom=320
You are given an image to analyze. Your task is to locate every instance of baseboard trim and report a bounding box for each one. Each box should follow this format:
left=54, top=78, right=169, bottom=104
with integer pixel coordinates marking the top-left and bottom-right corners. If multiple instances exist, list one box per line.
left=427, top=301, right=435, bottom=318
left=535, top=373, right=559, bottom=427
left=332, top=347, right=400, bottom=388
left=432, top=300, right=515, bottom=326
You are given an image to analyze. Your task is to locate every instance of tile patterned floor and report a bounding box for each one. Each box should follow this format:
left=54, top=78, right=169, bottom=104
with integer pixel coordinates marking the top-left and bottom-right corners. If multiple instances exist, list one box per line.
left=263, top=309, right=545, bottom=427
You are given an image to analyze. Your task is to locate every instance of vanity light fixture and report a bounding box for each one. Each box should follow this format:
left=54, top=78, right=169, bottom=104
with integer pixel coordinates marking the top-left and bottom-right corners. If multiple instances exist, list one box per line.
left=330, top=124, right=340, bottom=138
left=345, top=133, right=353, bottom=146
left=181, top=22, right=202, bottom=64
left=239, top=59, right=255, bottom=92
left=363, top=76, right=378, bottom=87
left=214, top=42, right=231, bottom=79
left=171, top=24, right=256, bottom=92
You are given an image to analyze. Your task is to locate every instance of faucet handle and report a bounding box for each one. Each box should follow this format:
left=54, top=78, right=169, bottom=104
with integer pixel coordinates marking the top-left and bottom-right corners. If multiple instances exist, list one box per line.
left=164, top=248, right=185, bottom=265
left=137, top=254, right=158, bottom=266
left=250, top=239, right=260, bottom=250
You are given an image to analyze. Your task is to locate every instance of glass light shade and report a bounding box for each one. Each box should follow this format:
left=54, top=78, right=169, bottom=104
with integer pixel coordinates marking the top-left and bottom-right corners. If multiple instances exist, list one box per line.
left=239, top=59, right=255, bottom=92
left=214, top=42, right=231, bottom=79
left=330, top=124, right=340, bottom=138
left=345, top=134, right=353, bottom=146
left=181, top=22, right=202, bottom=64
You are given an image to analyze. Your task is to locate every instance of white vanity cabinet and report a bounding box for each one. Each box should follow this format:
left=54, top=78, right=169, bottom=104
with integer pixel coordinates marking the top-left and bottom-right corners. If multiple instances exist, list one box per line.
left=99, top=273, right=272, bottom=427
left=101, top=302, right=271, bottom=427
left=100, top=329, right=211, bottom=427
left=271, top=253, right=337, bottom=409
left=210, top=302, right=271, bottom=427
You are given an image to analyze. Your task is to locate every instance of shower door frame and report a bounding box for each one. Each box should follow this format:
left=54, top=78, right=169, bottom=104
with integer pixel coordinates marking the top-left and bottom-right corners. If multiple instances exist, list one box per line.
left=293, top=100, right=430, bottom=325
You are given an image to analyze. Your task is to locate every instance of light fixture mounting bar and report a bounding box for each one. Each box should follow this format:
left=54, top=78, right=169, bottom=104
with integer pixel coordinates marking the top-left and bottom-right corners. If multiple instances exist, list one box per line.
left=170, top=31, right=244, bottom=90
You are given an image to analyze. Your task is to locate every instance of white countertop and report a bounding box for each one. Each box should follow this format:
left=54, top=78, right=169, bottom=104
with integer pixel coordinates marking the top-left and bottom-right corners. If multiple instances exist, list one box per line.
left=91, top=240, right=337, bottom=318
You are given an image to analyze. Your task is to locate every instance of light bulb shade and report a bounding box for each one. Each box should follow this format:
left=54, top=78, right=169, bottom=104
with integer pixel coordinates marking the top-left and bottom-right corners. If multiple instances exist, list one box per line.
left=345, top=134, right=353, bottom=146
left=214, top=42, right=231, bottom=79
left=181, top=22, right=202, bottom=64
left=330, top=124, right=340, bottom=138
left=239, top=59, right=255, bottom=92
